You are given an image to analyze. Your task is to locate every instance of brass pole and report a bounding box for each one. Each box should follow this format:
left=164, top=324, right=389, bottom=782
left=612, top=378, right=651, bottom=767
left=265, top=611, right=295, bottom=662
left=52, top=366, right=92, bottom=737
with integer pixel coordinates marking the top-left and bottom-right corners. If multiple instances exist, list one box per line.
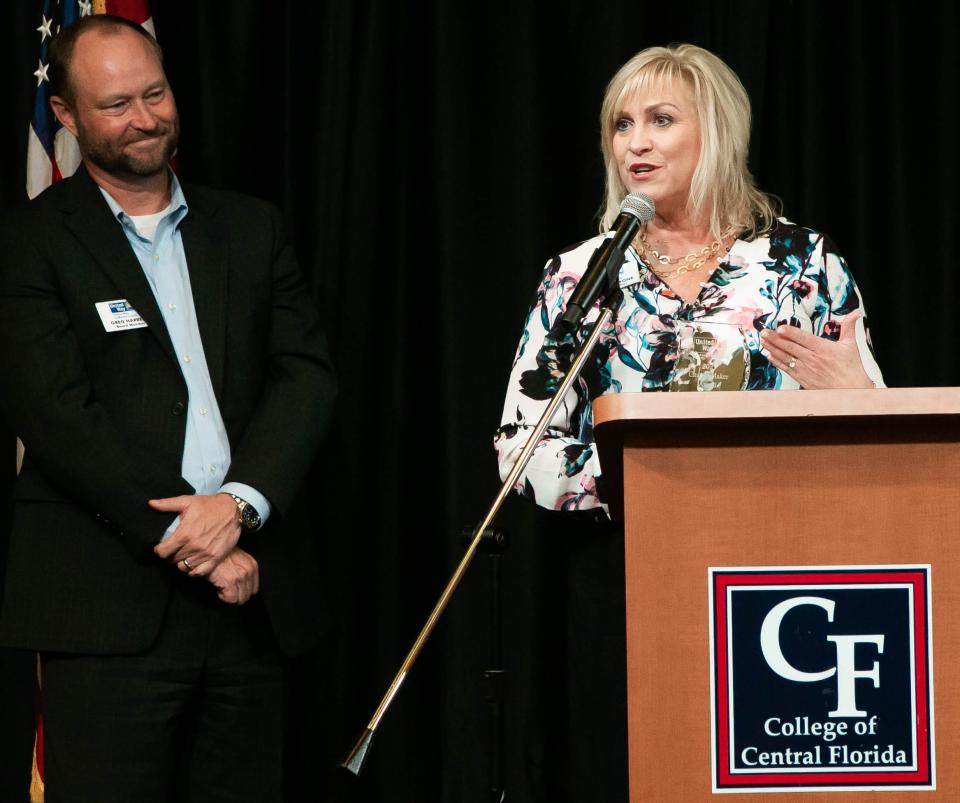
left=342, top=305, right=617, bottom=775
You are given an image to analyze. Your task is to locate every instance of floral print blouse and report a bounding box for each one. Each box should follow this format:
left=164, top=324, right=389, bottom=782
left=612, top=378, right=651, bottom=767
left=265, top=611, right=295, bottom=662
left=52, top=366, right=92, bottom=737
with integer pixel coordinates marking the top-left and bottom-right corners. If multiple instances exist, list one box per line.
left=494, top=220, right=884, bottom=512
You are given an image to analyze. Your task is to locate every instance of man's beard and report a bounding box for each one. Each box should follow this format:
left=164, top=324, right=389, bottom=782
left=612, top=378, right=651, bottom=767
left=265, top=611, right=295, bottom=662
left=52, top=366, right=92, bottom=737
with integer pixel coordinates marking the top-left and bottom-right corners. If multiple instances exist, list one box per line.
left=78, top=116, right=180, bottom=179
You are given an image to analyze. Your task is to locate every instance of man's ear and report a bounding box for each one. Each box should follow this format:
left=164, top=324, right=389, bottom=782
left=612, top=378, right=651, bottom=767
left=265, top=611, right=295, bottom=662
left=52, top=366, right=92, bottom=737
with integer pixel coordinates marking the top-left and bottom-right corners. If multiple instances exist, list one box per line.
left=49, top=95, right=78, bottom=137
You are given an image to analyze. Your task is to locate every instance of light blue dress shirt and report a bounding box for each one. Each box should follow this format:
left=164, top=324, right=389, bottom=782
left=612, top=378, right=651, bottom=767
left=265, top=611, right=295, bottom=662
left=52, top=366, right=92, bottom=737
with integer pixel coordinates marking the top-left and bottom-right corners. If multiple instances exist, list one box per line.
left=100, top=177, right=271, bottom=538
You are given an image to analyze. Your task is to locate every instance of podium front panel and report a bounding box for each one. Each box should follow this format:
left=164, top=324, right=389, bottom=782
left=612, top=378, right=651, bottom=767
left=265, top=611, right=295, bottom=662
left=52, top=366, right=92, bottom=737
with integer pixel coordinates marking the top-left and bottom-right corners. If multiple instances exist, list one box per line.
left=616, top=410, right=960, bottom=801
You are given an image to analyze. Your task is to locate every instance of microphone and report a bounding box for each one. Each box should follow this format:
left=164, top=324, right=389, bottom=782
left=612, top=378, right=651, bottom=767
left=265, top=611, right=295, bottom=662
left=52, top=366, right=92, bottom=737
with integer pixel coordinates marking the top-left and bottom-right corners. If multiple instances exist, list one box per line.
left=558, top=192, right=655, bottom=331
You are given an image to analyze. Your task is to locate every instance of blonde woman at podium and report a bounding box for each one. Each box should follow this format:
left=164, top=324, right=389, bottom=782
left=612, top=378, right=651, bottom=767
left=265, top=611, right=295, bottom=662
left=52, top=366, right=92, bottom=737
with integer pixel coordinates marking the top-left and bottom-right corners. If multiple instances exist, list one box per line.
left=495, top=43, right=884, bottom=514
left=492, top=43, right=885, bottom=803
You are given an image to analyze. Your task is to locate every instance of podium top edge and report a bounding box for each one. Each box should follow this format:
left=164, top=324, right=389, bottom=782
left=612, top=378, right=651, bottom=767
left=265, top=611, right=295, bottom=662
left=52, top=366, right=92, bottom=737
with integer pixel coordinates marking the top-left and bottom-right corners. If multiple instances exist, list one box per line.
left=593, top=387, right=960, bottom=427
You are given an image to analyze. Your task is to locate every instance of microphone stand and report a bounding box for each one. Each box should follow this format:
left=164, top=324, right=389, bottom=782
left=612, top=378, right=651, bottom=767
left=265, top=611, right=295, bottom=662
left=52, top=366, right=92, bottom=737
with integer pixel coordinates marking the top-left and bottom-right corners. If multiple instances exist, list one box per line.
left=342, top=287, right=625, bottom=776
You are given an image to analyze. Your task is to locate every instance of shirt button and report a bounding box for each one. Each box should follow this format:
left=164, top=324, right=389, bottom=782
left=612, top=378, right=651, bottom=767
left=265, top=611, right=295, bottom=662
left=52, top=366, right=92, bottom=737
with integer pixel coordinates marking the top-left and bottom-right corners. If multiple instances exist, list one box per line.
left=183, top=354, right=192, bottom=364
left=209, top=466, right=217, bottom=474
left=153, top=255, right=160, bottom=262
left=168, top=303, right=176, bottom=311
left=171, top=401, right=185, bottom=416
left=199, top=407, right=208, bottom=416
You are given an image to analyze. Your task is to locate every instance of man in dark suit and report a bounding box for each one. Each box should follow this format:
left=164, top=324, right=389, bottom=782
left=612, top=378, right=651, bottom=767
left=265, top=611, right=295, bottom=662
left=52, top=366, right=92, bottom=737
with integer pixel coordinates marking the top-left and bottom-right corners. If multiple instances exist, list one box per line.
left=0, top=14, right=335, bottom=802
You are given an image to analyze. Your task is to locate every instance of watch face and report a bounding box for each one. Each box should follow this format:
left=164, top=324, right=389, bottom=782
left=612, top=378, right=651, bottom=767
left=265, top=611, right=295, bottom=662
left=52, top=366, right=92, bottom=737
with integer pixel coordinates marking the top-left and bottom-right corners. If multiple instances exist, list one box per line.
left=241, top=504, right=261, bottom=529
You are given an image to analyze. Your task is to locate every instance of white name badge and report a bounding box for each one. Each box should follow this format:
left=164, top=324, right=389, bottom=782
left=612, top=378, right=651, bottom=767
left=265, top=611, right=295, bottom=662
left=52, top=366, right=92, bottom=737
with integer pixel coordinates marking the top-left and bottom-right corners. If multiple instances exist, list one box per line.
left=618, top=259, right=642, bottom=289
left=95, top=299, right=148, bottom=332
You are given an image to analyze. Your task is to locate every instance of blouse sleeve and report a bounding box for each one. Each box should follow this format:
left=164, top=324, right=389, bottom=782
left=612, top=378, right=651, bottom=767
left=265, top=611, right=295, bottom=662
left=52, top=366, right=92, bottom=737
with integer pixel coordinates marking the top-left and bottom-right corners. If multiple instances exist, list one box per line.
left=812, top=236, right=886, bottom=388
left=493, top=250, right=606, bottom=512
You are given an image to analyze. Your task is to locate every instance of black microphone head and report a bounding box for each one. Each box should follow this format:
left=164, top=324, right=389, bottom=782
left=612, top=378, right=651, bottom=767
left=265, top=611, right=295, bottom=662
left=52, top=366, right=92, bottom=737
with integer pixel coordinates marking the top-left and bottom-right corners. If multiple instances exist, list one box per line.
left=620, top=192, right=655, bottom=224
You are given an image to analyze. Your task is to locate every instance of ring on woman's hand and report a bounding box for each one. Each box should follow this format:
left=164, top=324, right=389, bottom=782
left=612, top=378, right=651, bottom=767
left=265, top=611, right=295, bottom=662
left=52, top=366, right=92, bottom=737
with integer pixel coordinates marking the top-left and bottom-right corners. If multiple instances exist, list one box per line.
left=788, top=358, right=797, bottom=369
left=182, top=558, right=192, bottom=570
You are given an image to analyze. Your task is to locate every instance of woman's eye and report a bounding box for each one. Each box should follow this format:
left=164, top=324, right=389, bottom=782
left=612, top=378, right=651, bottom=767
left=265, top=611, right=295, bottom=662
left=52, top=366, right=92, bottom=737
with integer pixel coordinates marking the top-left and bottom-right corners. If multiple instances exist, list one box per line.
left=615, top=117, right=632, bottom=132
left=653, top=114, right=673, bottom=127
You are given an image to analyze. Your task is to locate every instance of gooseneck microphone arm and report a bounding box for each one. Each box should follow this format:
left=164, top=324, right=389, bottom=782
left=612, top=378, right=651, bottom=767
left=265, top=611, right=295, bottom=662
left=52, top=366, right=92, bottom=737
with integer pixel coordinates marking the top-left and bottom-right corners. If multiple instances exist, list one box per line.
left=341, top=195, right=654, bottom=777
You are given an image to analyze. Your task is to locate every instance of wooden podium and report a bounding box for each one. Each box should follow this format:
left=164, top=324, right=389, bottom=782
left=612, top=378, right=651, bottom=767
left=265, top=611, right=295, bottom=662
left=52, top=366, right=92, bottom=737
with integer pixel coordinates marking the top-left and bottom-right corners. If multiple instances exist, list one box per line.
left=594, top=388, right=960, bottom=801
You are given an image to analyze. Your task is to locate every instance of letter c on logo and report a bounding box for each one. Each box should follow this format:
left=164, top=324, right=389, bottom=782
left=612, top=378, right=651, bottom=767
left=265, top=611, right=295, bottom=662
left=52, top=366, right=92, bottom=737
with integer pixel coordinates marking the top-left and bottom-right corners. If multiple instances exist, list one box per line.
left=760, top=596, right=837, bottom=682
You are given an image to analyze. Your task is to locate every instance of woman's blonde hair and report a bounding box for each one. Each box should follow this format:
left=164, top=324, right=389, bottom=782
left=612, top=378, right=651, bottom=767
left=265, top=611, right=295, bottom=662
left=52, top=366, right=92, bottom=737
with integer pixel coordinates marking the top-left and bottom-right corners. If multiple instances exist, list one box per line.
left=598, top=43, right=779, bottom=239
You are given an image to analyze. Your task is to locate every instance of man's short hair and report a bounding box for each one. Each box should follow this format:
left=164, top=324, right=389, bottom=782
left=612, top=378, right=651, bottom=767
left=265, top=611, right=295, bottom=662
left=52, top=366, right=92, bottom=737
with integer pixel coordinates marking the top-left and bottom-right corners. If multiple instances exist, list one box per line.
left=48, top=14, right=164, bottom=105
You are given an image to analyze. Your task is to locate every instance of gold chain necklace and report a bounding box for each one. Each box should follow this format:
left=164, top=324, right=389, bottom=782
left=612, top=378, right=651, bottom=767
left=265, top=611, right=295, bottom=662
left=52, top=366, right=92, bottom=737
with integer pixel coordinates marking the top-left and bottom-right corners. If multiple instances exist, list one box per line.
left=634, top=229, right=730, bottom=280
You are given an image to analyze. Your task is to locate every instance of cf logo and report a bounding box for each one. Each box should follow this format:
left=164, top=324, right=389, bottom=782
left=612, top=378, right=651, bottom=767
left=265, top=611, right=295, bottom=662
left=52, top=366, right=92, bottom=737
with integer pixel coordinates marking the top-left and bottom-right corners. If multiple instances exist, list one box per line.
left=760, top=596, right=884, bottom=718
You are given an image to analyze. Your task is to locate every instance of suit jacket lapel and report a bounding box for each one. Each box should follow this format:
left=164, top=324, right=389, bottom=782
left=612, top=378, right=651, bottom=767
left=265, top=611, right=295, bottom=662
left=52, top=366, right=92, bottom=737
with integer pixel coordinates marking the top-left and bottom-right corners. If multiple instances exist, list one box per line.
left=60, top=167, right=178, bottom=365
left=179, top=193, right=228, bottom=404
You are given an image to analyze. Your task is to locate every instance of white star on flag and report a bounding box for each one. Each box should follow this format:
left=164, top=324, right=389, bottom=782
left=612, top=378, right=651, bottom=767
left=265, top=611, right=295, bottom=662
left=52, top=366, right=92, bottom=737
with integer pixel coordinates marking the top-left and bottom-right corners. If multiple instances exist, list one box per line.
left=78, top=0, right=92, bottom=16
left=33, top=60, right=50, bottom=87
left=37, top=16, right=54, bottom=41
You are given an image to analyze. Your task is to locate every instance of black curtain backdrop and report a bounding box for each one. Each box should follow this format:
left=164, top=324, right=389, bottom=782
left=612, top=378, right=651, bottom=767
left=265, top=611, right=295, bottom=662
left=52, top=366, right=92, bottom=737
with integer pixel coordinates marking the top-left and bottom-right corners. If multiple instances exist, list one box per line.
left=1, top=2, right=958, bottom=801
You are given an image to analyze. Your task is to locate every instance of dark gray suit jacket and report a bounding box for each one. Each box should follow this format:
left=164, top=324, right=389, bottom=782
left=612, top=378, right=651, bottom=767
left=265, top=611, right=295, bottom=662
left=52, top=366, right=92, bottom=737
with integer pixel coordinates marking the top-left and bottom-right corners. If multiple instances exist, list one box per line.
left=0, top=166, right=336, bottom=656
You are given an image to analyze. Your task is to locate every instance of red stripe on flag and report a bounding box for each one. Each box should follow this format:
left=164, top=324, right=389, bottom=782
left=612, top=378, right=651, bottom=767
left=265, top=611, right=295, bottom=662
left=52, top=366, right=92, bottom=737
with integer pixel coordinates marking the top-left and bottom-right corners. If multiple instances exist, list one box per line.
left=104, top=0, right=151, bottom=24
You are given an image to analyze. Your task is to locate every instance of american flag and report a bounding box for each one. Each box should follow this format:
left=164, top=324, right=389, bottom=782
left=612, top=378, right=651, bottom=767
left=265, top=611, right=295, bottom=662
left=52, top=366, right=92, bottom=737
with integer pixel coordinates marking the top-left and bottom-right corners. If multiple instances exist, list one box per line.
left=27, top=0, right=154, bottom=198
left=26, top=6, right=154, bottom=798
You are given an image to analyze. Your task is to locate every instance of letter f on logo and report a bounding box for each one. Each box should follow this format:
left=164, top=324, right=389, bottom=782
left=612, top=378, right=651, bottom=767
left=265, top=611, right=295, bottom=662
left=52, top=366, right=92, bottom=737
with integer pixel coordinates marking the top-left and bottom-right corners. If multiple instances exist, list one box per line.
left=827, top=634, right=884, bottom=717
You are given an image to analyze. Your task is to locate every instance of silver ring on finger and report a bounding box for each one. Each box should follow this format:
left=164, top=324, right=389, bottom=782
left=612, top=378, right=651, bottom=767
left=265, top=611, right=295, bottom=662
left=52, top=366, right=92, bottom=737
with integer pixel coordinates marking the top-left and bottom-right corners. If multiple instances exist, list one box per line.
left=788, top=357, right=797, bottom=369
left=182, top=557, right=192, bottom=570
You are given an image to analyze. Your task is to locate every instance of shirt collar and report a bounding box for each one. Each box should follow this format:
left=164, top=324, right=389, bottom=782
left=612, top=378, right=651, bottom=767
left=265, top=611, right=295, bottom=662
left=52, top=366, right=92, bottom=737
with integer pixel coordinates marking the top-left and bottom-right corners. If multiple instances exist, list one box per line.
left=98, top=172, right=189, bottom=231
